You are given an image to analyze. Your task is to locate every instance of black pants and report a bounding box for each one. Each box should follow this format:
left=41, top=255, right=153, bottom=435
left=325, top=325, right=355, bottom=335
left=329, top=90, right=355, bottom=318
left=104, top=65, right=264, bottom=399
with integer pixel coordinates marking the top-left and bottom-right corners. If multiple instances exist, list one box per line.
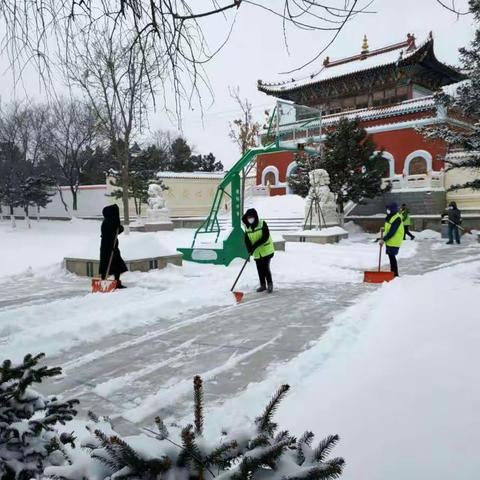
left=387, top=254, right=399, bottom=277
left=255, top=255, right=273, bottom=287
left=404, top=225, right=414, bottom=240
left=386, top=246, right=399, bottom=277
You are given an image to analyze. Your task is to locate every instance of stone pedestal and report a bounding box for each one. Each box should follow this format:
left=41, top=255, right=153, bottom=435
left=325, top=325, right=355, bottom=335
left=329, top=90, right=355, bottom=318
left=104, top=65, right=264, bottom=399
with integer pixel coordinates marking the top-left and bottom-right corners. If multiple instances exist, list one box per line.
left=64, top=253, right=183, bottom=277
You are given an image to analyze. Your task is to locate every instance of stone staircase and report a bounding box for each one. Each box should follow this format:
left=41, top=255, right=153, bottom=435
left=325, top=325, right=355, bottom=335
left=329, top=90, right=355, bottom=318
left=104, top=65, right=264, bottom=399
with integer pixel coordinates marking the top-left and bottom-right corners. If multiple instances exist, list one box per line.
left=350, top=190, right=446, bottom=216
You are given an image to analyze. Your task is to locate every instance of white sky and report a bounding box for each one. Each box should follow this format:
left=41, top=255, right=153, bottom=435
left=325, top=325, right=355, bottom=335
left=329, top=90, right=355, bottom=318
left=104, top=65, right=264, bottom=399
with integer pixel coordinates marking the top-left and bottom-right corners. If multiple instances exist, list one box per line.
left=0, top=0, right=475, bottom=168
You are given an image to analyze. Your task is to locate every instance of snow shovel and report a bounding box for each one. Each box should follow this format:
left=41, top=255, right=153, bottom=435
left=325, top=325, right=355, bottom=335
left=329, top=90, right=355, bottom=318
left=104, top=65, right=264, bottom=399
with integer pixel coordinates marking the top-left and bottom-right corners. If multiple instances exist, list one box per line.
left=91, top=230, right=119, bottom=293
left=446, top=218, right=472, bottom=235
left=230, top=258, right=249, bottom=303
left=363, top=229, right=395, bottom=284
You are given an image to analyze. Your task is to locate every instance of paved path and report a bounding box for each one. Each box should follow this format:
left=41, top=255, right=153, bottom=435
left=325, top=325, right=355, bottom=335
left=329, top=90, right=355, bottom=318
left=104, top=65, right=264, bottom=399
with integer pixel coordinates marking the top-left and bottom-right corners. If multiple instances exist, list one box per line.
left=3, top=238, right=479, bottom=435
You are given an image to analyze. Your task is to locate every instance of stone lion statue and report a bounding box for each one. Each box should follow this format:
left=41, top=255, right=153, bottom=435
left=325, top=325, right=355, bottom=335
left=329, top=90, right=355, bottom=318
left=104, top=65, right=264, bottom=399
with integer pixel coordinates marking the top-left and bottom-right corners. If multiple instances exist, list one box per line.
left=304, top=168, right=339, bottom=228
left=147, top=183, right=166, bottom=210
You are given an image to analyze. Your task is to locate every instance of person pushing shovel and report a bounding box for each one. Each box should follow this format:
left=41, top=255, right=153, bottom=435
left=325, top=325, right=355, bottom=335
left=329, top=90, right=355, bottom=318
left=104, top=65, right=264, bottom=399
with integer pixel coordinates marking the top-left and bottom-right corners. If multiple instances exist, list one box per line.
left=99, top=204, right=128, bottom=288
left=379, top=202, right=404, bottom=278
left=444, top=201, right=462, bottom=245
left=242, top=208, right=275, bottom=293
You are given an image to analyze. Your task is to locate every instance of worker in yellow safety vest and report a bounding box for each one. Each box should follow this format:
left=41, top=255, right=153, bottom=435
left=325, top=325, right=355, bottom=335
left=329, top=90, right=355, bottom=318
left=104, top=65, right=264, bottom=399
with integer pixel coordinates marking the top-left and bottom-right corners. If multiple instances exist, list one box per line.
left=242, top=208, right=275, bottom=293
left=400, top=203, right=415, bottom=240
left=379, top=202, right=404, bottom=277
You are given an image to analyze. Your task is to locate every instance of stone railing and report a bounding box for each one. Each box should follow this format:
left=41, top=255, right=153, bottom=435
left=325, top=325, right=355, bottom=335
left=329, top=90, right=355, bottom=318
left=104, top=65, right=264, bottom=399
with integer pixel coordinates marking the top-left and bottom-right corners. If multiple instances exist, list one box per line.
left=381, top=171, right=445, bottom=190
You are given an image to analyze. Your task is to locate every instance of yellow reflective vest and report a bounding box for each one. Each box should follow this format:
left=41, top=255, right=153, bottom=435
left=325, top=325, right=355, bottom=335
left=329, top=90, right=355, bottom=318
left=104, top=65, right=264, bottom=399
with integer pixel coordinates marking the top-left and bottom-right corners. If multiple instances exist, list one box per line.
left=384, top=212, right=404, bottom=248
left=246, top=219, right=275, bottom=259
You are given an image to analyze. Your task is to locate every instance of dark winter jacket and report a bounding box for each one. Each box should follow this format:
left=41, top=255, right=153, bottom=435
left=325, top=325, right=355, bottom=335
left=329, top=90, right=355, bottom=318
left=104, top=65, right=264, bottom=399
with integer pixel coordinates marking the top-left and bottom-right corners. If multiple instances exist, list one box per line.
left=242, top=208, right=272, bottom=257
left=99, top=204, right=128, bottom=277
left=447, top=202, right=462, bottom=225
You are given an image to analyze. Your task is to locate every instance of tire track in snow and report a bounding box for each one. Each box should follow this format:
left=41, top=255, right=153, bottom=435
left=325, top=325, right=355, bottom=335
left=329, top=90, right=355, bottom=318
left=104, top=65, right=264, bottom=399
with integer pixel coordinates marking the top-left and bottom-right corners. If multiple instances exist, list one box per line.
left=60, top=297, right=268, bottom=373
left=122, top=334, right=282, bottom=423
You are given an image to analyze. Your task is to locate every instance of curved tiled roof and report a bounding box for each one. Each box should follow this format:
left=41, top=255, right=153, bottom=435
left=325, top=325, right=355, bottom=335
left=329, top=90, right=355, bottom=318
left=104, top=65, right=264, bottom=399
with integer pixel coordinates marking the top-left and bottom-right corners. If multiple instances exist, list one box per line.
left=258, top=35, right=464, bottom=95
left=321, top=96, right=435, bottom=125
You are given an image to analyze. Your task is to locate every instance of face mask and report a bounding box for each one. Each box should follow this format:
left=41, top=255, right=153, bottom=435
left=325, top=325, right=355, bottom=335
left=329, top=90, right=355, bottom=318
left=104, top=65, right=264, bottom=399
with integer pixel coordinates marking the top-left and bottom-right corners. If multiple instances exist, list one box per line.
left=448, top=206, right=453, bottom=210
left=247, top=217, right=255, bottom=224
left=386, top=209, right=391, bottom=214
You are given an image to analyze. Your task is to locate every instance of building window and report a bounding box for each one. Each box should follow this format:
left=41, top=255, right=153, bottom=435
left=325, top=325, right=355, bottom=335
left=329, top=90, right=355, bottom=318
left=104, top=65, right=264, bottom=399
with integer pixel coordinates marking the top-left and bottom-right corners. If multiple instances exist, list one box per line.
left=264, top=171, right=276, bottom=186
left=408, top=157, right=428, bottom=175
left=261, top=166, right=280, bottom=187
left=377, top=157, right=391, bottom=178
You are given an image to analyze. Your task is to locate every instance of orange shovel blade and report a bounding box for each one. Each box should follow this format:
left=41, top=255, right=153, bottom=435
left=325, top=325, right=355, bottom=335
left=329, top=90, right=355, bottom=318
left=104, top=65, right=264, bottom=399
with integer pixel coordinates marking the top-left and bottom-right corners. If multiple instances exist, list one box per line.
left=91, top=278, right=117, bottom=293
left=363, top=271, right=395, bottom=283
left=233, top=291, right=244, bottom=303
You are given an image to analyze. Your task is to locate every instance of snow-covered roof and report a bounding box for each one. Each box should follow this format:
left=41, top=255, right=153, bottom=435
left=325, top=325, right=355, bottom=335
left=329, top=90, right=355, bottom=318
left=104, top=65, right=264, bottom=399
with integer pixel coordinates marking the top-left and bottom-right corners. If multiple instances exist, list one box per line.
left=441, top=79, right=470, bottom=97
left=258, top=34, right=464, bottom=95
left=321, top=96, right=435, bottom=125
left=259, top=36, right=426, bottom=93
left=157, top=171, right=225, bottom=180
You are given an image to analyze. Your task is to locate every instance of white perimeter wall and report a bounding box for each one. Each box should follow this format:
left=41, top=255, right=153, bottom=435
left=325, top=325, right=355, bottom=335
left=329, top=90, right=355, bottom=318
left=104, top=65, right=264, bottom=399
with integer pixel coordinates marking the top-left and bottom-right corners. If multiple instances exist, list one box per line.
left=1, top=185, right=111, bottom=219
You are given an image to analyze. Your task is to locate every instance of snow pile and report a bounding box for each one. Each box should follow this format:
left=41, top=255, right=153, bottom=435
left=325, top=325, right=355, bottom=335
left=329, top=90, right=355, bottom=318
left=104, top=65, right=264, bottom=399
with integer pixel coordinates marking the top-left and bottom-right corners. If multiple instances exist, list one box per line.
left=201, top=259, right=480, bottom=480
left=69, top=232, right=177, bottom=260
left=414, top=229, right=441, bottom=240
left=0, top=219, right=100, bottom=278
left=343, top=221, right=364, bottom=234
left=244, top=194, right=305, bottom=218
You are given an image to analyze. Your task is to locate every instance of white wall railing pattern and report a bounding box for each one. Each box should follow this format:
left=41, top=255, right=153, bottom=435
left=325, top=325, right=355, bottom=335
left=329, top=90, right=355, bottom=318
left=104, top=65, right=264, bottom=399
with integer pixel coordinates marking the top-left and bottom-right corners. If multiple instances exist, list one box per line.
left=381, top=171, right=445, bottom=191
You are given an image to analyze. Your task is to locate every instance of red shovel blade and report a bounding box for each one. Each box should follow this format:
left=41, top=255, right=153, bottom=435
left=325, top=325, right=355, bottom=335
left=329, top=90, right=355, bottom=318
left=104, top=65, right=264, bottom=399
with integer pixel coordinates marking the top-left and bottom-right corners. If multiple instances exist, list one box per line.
left=363, top=271, right=395, bottom=283
left=91, top=278, right=117, bottom=293
left=233, top=291, right=244, bottom=303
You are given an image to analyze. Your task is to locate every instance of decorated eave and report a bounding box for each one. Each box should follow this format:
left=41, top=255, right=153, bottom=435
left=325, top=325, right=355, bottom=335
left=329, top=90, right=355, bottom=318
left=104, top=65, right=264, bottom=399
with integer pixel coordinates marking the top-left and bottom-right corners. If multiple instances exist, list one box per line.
left=257, top=33, right=466, bottom=99
left=263, top=81, right=472, bottom=146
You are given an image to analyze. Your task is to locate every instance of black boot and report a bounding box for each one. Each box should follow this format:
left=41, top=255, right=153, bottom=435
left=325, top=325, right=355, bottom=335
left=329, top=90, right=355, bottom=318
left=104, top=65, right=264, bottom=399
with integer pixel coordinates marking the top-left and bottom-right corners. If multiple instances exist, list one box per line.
left=116, top=280, right=127, bottom=289
left=256, top=285, right=267, bottom=293
left=267, top=283, right=273, bottom=293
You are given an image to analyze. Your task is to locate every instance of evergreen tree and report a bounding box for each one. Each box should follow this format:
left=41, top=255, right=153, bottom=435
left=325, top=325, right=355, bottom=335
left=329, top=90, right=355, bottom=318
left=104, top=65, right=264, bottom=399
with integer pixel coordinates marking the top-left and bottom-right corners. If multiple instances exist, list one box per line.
left=0, top=353, right=78, bottom=479
left=323, top=117, right=387, bottom=223
left=191, top=152, right=224, bottom=172
left=170, top=137, right=194, bottom=171
left=0, top=142, right=23, bottom=217
left=16, top=167, right=55, bottom=226
left=109, top=144, right=166, bottom=215
left=422, top=0, right=480, bottom=190
left=287, top=152, right=324, bottom=198
left=46, top=378, right=345, bottom=480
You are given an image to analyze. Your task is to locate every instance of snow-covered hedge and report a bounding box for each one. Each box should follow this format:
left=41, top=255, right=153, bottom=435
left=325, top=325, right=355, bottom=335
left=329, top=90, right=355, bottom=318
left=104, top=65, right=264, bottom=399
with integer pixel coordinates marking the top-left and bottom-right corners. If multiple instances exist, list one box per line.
left=0, top=353, right=78, bottom=479
left=46, top=378, right=344, bottom=479
left=1, top=353, right=345, bottom=479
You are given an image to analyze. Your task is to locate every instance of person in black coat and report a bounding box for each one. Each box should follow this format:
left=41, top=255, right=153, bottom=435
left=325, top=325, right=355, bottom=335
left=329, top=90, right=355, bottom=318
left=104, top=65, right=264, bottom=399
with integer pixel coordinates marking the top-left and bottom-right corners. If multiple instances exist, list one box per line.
left=99, top=204, right=128, bottom=288
left=445, top=201, right=462, bottom=245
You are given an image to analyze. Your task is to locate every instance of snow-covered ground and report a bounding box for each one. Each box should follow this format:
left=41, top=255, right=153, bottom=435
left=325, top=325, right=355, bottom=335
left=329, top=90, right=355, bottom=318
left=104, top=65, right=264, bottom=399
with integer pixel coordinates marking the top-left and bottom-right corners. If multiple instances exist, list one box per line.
left=1, top=217, right=479, bottom=479
left=0, top=219, right=416, bottom=360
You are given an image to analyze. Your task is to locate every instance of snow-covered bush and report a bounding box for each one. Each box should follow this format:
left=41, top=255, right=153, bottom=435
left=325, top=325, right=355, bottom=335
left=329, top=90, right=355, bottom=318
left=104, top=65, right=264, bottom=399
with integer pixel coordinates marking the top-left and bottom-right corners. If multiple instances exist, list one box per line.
left=0, top=353, right=78, bottom=479
left=46, top=377, right=344, bottom=479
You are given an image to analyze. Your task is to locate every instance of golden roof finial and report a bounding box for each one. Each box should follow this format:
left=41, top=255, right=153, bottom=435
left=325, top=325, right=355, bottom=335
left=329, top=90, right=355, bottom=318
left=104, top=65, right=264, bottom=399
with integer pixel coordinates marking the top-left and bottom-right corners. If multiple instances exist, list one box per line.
left=361, top=34, right=369, bottom=55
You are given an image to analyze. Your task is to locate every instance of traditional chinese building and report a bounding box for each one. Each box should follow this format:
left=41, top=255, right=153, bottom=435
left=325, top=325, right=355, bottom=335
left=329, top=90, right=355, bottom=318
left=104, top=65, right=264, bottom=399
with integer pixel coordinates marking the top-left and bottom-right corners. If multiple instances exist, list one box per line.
left=256, top=33, right=473, bottom=218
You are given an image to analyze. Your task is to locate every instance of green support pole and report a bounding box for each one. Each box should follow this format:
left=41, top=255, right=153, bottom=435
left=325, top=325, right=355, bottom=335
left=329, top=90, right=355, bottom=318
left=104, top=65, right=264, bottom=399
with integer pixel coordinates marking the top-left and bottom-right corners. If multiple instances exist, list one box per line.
left=177, top=140, right=320, bottom=266
left=231, top=172, right=241, bottom=230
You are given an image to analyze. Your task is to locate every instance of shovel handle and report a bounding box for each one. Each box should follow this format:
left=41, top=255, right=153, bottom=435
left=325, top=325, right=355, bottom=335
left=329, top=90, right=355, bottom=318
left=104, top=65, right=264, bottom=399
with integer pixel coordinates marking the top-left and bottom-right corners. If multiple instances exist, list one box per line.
left=446, top=218, right=465, bottom=232
left=105, top=229, right=119, bottom=279
left=230, top=257, right=249, bottom=292
left=378, top=228, right=384, bottom=272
